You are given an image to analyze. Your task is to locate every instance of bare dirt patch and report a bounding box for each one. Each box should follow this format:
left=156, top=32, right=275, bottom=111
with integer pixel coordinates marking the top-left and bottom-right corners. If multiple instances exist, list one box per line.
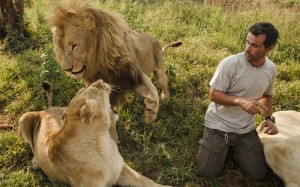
left=0, top=115, right=15, bottom=129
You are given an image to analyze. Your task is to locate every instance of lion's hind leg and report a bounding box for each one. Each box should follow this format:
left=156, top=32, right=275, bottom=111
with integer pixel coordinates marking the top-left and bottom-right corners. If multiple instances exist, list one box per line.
left=154, top=69, right=170, bottom=99
left=30, top=155, right=41, bottom=170
left=116, top=164, right=171, bottom=187
left=154, top=48, right=170, bottom=99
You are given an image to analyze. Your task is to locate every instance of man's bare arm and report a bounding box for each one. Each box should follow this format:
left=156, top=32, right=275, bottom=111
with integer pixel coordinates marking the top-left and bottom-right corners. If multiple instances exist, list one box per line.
left=259, top=94, right=273, bottom=117
left=209, top=87, right=268, bottom=114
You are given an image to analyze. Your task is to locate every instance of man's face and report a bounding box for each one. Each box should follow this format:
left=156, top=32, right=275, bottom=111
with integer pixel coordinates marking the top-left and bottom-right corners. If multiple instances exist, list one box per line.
left=244, top=32, right=273, bottom=63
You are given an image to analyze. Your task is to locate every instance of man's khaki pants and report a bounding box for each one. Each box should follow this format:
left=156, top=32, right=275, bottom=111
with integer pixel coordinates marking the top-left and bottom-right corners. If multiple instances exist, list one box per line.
left=197, top=127, right=269, bottom=181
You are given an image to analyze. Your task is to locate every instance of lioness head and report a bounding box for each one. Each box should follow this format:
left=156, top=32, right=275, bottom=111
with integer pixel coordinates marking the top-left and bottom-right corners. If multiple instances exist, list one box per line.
left=65, top=79, right=114, bottom=125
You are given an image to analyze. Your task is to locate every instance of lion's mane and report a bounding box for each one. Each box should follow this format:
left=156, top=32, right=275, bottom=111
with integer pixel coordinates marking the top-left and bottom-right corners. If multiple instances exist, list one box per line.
left=48, top=0, right=143, bottom=93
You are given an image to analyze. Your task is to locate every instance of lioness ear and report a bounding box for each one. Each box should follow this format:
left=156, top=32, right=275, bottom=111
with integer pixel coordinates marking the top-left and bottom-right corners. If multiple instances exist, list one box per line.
left=83, top=14, right=96, bottom=30
left=80, top=99, right=98, bottom=123
left=18, top=112, right=40, bottom=153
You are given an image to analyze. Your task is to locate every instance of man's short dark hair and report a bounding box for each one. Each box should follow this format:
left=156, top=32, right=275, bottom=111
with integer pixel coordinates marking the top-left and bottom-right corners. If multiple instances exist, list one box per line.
left=248, top=22, right=279, bottom=48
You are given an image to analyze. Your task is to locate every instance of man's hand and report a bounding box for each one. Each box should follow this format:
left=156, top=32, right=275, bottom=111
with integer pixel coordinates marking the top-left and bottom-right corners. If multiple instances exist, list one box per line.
left=235, top=97, right=268, bottom=114
left=259, top=120, right=279, bottom=135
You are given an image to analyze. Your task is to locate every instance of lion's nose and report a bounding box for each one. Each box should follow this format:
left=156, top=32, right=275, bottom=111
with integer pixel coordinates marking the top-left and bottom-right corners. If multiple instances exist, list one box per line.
left=91, top=79, right=104, bottom=88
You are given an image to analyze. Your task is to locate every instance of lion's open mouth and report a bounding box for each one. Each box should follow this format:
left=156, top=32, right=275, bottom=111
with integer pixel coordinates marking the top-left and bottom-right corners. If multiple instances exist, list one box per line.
left=71, top=65, right=86, bottom=75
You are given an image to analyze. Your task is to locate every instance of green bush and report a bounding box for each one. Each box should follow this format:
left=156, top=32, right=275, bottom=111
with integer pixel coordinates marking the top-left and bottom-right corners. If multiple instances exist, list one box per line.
left=3, top=25, right=32, bottom=53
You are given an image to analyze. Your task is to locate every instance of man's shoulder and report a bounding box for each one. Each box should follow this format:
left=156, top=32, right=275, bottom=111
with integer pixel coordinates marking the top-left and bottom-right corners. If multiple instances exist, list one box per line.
left=221, top=52, right=245, bottom=66
left=265, top=57, right=276, bottom=67
left=263, top=57, right=276, bottom=74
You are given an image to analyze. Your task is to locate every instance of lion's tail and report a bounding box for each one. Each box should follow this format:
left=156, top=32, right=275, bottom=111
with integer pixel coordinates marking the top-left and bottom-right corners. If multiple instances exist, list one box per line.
left=162, top=41, right=182, bottom=54
left=42, top=81, right=53, bottom=108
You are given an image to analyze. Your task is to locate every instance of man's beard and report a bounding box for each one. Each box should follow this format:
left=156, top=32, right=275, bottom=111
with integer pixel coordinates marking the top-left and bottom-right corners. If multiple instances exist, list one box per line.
left=244, top=52, right=255, bottom=62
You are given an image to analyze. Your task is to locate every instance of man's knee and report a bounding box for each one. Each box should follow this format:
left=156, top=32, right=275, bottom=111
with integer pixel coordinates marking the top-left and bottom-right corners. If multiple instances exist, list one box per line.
left=237, top=130, right=269, bottom=181
left=196, top=150, right=221, bottom=178
left=196, top=139, right=228, bottom=179
left=245, top=164, right=269, bottom=181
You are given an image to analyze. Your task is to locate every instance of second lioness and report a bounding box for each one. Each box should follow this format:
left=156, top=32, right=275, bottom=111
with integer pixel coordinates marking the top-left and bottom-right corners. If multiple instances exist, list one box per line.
left=18, top=80, right=171, bottom=187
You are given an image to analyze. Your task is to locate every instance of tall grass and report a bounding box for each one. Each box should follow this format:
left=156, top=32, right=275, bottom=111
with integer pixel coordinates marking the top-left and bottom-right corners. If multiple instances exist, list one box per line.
left=0, top=0, right=299, bottom=186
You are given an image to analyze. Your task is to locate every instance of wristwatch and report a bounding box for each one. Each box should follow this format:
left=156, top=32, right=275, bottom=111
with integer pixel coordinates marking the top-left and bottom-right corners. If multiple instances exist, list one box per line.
left=265, top=116, right=276, bottom=123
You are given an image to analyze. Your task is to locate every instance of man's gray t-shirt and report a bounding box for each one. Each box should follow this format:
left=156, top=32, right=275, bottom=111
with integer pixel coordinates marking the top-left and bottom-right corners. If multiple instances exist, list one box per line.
left=205, top=52, right=276, bottom=134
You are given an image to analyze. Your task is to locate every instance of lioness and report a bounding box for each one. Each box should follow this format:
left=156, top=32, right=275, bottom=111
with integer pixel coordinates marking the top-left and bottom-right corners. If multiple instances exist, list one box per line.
left=18, top=79, right=171, bottom=187
left=48, top=0, right=182, bottom=125
left=257, top=110, right=300, bottom=187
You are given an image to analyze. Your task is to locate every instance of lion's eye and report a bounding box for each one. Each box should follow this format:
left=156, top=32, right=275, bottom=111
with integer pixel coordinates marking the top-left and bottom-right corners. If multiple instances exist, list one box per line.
left=72, top=44, right=77, bottom=51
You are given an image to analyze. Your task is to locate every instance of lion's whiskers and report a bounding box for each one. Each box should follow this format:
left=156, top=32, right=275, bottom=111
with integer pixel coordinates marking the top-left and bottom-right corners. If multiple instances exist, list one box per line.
left=109, top=84, right=123, bottom=93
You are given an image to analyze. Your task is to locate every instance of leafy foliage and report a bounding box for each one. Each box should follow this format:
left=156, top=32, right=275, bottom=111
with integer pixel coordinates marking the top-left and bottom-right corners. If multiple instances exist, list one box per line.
left=3, top=25, right=32, bottom=53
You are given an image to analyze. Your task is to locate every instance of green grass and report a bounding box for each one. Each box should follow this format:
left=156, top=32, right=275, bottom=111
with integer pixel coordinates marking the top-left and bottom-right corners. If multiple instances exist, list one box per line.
left=1, top=0, right=300, bottom=186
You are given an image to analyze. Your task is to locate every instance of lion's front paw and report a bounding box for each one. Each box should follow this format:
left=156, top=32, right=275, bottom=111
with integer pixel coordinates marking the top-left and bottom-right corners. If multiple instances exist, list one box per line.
left=144, top=110, right=157, bottom=124
left=144, top=97, right=159, bottom=123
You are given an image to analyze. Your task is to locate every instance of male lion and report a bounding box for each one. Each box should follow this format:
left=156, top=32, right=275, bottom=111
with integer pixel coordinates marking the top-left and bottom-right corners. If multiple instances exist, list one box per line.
left=18, top=79, right=171, bottom=187
left=48, top=0, right=182, bottom=126
left=257, top=110, right=300, bottom=187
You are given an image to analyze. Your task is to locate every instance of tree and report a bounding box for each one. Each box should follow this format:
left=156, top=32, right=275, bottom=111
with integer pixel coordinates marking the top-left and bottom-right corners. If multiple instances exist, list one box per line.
left=0, top=0, right=24, bottom=42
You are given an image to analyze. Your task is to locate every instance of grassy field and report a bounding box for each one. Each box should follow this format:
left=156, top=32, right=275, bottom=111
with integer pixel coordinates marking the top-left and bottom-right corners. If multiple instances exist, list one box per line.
left=1, top=0, right=300, bottom=186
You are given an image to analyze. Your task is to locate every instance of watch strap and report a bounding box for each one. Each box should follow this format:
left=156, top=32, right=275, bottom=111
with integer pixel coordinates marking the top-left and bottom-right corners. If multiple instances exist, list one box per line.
left=265, top=116, right=275, bottom=123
